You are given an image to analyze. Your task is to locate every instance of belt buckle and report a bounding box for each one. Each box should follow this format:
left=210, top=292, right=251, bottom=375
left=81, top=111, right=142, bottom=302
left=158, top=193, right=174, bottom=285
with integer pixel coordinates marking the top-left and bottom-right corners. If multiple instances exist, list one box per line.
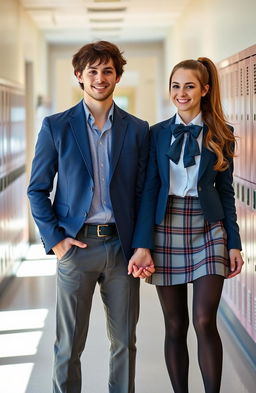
left=97, top=224, right=108, bottom=237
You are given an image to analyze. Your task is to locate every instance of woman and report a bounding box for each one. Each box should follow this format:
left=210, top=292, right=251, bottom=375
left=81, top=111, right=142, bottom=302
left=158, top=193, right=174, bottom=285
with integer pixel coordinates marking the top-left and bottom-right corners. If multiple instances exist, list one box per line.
left=128, top=58, right=244, bottom=393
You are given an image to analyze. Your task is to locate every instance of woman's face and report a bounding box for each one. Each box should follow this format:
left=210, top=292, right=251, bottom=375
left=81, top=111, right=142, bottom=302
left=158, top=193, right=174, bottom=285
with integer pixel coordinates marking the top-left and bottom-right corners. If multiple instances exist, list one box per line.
left=170, top=68, right=209, bottom=119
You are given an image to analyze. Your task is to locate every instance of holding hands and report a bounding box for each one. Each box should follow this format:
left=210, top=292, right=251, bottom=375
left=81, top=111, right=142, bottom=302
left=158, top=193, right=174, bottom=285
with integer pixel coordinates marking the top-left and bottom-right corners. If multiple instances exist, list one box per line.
left=128, top=248, right=155, bottom=279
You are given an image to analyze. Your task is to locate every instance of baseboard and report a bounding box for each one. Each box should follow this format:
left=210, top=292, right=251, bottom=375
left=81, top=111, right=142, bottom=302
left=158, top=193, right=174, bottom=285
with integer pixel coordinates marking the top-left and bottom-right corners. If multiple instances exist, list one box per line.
left=219, top=299, right=256, bottom=369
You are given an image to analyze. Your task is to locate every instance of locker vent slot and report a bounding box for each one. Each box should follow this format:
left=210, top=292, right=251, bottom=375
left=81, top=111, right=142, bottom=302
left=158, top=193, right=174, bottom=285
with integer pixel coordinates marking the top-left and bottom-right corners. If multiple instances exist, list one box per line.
left=253, top=190, right=256, bottom=209
left=241, top=185, right=245, bottom=202
left=247, top=290, right=252, bottom=325
left=246, top=187, right=250, bottom=206
left=241, top=283, right=246, bottom=317
left=240, top=67, right=243, bottom=96
left=246, top=65, right=249, bottom=95
left=254, top=63, right=256, bottom=95
left=254, top=296, right=256, bottom=332
left=236, top=182, right=240, bottom=200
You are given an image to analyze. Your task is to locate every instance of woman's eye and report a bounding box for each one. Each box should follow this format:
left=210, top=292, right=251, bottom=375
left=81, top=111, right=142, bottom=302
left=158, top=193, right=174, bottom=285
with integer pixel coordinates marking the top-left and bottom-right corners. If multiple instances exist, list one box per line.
left=187, top=85, right=195, bottom=89
left=172, top=85, right=179, bottom=89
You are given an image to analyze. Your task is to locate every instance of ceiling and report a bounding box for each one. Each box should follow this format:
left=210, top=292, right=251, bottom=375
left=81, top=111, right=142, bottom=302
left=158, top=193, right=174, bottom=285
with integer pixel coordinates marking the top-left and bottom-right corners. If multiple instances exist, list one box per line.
left=19, top=0, right=190, bottom=44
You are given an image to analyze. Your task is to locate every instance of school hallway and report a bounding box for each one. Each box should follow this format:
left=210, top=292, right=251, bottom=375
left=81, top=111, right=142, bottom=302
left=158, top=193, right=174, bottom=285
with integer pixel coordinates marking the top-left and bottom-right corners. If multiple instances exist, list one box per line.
left=0, top=244, right=255, bottom=393
left=1, top=0, right=256, bottom=392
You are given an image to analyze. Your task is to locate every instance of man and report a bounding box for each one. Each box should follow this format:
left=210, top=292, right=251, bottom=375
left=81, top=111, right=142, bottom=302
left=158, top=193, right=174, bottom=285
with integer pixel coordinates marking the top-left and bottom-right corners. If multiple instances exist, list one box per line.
left=27, top=41, right=153, bottom=393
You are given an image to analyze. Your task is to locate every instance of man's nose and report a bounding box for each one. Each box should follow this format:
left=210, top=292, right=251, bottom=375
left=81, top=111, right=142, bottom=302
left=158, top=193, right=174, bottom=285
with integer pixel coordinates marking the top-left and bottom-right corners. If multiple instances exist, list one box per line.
left=96, top=72, right=105, bottom=83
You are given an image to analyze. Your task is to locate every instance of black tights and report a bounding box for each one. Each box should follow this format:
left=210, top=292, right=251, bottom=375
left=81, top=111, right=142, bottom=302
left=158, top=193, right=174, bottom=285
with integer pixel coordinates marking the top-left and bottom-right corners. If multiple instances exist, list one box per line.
left=156, top=275, right=224, bottom=393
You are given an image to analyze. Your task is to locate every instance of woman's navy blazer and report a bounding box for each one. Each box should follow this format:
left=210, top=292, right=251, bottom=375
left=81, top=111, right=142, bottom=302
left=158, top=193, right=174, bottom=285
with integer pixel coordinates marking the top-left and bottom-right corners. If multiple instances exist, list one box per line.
left=27, top=100, right=149, bottom=261
left=132, top=115, right=242, bottom=251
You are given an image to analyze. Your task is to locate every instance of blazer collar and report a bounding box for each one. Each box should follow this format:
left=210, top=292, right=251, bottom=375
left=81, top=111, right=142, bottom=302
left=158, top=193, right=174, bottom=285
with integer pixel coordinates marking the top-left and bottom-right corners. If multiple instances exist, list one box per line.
left=69, top=100, right=93, bottom=177
left=110, top=104, right=129, bottom=180
left=198, top=123, right=213, bottom=180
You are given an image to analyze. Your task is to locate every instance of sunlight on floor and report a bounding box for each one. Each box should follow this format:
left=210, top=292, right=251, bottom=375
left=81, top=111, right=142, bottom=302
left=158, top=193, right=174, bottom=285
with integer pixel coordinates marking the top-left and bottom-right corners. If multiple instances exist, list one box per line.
left=0, top=309, right=48, bottom=331
left=0, top=306, right=49, bottom=392
left=16, top=244, right=56, bottom=277
left=0, top=331, right=43, bottom=357
left=0, top=363, right=34, bottom=393
left=16, top=259, right=56, bottom=277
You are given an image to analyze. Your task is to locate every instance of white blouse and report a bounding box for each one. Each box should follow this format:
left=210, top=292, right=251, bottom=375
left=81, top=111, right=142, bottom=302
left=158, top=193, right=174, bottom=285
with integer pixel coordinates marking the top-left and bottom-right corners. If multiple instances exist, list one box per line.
left=168, top=112, right=204, bottom=197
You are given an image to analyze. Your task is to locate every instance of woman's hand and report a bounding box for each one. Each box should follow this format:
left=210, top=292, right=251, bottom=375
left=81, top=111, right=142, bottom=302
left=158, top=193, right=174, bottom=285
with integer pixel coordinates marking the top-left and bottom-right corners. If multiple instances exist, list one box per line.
left=227, top=249, right=244, bottom=278
left=128, top=248, right=155, bottom=279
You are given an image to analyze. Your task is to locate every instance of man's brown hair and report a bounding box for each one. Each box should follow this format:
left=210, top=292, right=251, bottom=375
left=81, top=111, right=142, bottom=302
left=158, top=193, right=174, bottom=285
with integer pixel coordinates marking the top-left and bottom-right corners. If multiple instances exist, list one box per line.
left=72, top=41, right=127, bottom=90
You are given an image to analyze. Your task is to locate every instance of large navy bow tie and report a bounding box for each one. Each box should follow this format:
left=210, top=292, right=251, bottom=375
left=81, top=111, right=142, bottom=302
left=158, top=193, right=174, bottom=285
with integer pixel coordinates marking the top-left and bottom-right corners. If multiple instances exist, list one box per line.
left=167, top=123, right=202, bottom=168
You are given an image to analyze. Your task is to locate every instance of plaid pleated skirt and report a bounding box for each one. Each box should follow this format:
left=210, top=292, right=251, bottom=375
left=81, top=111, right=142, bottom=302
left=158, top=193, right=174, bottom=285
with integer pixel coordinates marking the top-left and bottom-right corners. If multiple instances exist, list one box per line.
left=146, top=195, right=229, bottom=286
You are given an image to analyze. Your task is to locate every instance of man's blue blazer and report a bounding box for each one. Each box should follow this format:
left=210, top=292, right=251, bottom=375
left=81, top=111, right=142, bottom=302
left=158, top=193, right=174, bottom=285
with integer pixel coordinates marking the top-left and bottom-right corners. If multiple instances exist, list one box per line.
left=27, top=100, right=149, bottom=261
left=132, top=115, right=242, bottom=251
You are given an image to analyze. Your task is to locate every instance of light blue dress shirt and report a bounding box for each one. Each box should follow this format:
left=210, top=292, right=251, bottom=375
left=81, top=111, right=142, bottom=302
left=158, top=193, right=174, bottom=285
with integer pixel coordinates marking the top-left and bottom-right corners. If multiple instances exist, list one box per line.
left=169, top=112, right=204, bottom=197
left=83, top=101, right=115, bottom=224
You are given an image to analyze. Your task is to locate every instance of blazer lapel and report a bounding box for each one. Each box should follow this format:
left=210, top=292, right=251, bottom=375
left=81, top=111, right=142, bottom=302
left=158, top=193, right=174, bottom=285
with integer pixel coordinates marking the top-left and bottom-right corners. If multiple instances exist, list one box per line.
left=109, top=104, right=128, bottom=180
left=158, top=115, right=176, bottom=185
left=198, top=124, right=214, bottom=180
left=69, top=100, right=93, bottom=178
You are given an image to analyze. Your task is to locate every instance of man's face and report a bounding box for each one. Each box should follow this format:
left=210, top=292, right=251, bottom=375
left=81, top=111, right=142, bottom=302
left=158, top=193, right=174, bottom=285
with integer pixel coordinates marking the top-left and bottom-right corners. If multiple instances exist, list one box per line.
left=76, top=58, right=120, bottom=102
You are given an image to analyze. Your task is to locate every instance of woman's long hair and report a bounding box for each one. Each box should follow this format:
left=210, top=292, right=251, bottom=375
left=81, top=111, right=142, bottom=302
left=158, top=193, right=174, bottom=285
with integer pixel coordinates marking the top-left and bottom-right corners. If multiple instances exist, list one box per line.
left=169, top=57, right=236, bottom=171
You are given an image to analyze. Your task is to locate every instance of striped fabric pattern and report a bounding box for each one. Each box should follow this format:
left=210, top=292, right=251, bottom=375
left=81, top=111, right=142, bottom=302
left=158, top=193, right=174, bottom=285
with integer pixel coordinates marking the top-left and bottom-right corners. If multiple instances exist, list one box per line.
left=147, top=196, right=229, bottom=286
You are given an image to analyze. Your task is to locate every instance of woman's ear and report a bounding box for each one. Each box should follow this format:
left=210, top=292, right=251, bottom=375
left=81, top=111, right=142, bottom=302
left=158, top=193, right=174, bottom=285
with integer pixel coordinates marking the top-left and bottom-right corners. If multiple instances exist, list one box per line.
left=202, top=84, right=210, bottom=97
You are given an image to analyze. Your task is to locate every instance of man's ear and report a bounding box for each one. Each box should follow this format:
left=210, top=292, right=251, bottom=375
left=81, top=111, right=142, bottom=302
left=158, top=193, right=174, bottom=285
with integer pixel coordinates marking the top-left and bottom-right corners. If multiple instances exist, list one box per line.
left=75, top=71, right=82, bottom=82
left=116, top=75, right=121, bottom=84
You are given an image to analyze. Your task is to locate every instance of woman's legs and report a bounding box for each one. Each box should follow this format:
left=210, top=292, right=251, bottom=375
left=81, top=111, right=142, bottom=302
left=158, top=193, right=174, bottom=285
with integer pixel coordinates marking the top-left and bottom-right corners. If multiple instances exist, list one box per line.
left=192, top=275, right=224, bottom=393
left=156, top=284, right=189, bottom=393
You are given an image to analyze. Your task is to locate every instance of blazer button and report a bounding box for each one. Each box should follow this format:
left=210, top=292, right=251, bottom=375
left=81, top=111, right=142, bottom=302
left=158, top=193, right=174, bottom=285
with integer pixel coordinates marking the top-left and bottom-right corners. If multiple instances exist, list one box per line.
left=198, top=186, right=202, bottom=192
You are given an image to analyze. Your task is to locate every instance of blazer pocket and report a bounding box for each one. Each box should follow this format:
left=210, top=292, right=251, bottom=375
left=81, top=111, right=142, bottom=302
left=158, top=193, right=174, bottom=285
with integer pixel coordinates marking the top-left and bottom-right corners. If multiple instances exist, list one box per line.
left=54, top=202, right=69, bottom=217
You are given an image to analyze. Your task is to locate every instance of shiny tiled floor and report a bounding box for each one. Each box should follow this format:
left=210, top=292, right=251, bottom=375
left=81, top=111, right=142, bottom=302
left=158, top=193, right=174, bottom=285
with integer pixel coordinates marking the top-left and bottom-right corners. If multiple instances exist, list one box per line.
left=0, top=244, right=255, bottom=393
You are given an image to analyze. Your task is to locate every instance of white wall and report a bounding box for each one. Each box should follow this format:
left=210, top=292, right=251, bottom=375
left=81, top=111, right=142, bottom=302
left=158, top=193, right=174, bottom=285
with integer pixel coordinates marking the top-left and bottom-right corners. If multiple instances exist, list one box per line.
left=0, top=0, right=48, bottom=95
left=164, top=0, right=256, bottom=85
left=49, top=42, right=165, bottom=124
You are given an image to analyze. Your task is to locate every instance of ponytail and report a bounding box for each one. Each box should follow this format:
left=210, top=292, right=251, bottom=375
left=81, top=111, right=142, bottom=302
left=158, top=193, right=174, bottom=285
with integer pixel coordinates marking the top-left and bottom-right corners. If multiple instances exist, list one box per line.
left=169, top=57, right=236, bottom=171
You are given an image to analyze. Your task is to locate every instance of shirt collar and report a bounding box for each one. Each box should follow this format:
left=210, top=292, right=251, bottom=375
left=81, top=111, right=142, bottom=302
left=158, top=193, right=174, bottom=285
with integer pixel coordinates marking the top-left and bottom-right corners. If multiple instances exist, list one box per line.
left=175, top=112, right=203, bottom=127
left=83, top=100, right=114, bottom=128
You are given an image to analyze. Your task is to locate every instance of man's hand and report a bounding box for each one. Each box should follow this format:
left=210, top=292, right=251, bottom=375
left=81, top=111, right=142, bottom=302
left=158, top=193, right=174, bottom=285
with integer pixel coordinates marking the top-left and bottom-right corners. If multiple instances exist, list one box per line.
left=128, top=248, right=155, bottom=279
left=52, top=237, right=87, bottom=260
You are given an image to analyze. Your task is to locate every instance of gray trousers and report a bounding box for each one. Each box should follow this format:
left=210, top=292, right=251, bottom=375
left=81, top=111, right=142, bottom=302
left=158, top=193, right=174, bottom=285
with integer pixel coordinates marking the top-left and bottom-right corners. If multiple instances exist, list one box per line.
left=53, top=226, right=140, bottom=393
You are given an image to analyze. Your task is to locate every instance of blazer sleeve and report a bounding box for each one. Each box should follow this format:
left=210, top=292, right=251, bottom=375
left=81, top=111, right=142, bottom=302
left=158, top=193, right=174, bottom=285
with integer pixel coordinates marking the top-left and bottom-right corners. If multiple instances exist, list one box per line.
left=132, top=126, right=161, bottom=249
left=215, top=152, right=242, bottom=250
left=27, top=117, right=66, bottom=253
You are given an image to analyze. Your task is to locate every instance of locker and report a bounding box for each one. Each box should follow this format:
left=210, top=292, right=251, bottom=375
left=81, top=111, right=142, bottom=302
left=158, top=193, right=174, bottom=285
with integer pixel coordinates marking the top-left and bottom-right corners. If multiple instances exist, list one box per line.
left=253, top=191, right=256, bottom=341
left=238, top=59, right=246, bottom=180
left=0, top=82, right=27, bottom=287
left=244, top=58, right=253, bottom=183
left=245, top=184, right=253, bottom=338
left=251, top=56, right=256, bottom=184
